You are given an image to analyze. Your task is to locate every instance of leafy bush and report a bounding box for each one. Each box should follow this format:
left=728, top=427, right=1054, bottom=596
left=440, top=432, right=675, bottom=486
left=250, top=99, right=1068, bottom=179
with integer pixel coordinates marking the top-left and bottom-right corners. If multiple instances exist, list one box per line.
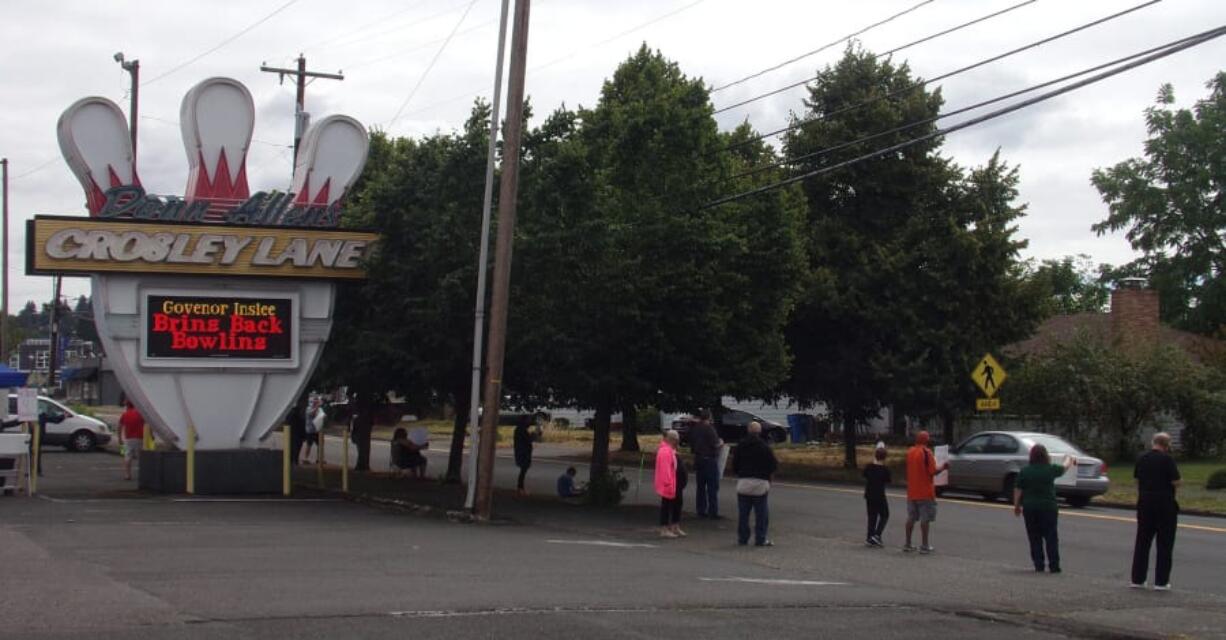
left=583, top=469, right=629, bottom=506
left=1206, top=468, right=1226, bottom=491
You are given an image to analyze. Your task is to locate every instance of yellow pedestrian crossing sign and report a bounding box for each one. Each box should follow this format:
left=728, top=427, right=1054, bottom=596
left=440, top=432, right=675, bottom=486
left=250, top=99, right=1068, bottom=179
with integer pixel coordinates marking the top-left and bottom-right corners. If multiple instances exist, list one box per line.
left=972, top=353, right=1007, bottom=397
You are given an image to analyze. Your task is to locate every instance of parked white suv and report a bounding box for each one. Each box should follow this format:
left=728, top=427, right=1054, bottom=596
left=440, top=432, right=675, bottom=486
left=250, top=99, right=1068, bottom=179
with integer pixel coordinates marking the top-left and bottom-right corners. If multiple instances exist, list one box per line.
left=3, top=395, right=112, bottom=452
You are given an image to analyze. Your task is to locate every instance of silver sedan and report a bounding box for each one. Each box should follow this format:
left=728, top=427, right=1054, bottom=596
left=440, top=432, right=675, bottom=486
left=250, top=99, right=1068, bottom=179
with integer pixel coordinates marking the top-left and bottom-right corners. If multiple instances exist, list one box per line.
left=942, top=431, right=1109, bottom=507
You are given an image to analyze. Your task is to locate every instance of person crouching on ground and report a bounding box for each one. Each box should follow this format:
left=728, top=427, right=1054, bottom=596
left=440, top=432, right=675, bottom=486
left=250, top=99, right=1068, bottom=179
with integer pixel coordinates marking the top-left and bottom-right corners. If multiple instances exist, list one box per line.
left=732, top=421, right=778, bottom=547
left=654, top=430, right=686, bottom=538
left=1014, top=443, right=1075, bottom=573
left=863, top=446, right=891, bottom=547
left=904, top=430, right=948, bottom=554
left=557, top=466, right=586, bottom=499
left=119, top=401, right=145, bottom=481
left=390, top=427, right=427, bottom=479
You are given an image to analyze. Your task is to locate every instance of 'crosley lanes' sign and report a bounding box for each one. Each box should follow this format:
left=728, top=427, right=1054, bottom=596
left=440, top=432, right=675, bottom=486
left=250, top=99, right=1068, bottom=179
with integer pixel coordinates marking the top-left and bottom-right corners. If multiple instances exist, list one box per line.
left=27, top=216, right=378, bottom=280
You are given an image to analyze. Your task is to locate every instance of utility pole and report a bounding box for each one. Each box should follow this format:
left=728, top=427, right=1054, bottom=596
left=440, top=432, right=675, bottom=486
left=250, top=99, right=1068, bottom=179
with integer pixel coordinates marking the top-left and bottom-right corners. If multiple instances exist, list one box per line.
left=464, top=0, right=512, bottom=511
left=48, top=276, right=62, bottom=390
left=114, top=53, right=139, bottom=172
left=473, top=0, right=531, bottom=520
left=1, top=157, right=8, bottom=362
left=260, top=55, right=344, bottom=162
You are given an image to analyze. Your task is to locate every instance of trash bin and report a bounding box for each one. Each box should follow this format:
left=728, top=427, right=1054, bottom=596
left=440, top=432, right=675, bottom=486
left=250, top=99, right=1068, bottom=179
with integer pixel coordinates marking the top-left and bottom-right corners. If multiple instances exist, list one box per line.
left=786, top=414, right=808, bottom=443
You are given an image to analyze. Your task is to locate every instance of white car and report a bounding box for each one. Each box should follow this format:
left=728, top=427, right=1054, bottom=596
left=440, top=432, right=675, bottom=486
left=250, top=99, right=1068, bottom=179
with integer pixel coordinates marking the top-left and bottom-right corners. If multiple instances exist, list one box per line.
left=4, top=395, right=113, bottom=452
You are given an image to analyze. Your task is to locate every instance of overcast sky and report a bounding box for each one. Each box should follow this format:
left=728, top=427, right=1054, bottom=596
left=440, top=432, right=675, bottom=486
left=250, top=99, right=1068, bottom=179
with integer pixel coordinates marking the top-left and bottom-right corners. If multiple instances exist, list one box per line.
left=1, top=0, right=1224, bottom=308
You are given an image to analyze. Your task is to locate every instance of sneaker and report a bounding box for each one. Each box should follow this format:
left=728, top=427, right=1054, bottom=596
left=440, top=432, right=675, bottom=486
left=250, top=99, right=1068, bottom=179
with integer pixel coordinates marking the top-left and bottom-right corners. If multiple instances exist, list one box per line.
left=919, top=545, right=934, bottom=555
left=755, top=540, right=774, bottom=547
left=1154, top=584, right=1171, bottom=591
left=659, top=529, right=678, bottom=539
left=865, top=539, right=876, bottom=547
left=674, top=528, right=687, bottom=537
left=1049, top=567, right=1062, bottom=574
left=871, top=535, right=884, bottom=547
left=902, top=544, right=916, bottom=553
left=1129, top=582, right=1147, bottom=589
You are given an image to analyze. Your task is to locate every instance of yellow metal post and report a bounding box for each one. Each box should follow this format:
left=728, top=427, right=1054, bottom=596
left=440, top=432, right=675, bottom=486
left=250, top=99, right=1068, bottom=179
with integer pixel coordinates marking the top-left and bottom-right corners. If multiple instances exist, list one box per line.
left=186, top=424, right=196, bottom=495
left=30, top=421, right=39, bottom=494
left=342, top=425, right=349, bottom=493
left=282, top=425, right=291, bottom=497
left=143, top=425, right=154, bottom=451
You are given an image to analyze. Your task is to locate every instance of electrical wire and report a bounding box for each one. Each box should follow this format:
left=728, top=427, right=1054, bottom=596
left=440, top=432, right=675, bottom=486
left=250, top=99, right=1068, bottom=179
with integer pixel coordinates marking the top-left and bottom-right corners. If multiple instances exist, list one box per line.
left=710, top=0, right=936, bottom=94
left=346, top=20, right=496, bottom=70
left=718, top=0, right=1162, bottom=155
left=713, top=0, right=1037, bottom=115
left=307, top=0, right=482, bottom=54
left=298, top=0, right=435, bottom=54
left=723, top=26, right=1204, bottom=184
left=142, top=0, right=303, bottom=87
left=386, top=0, right=481, bottom=131
left=9, top=157, right=61, bottom=181
left=698, top=26, right=1226, bottom=211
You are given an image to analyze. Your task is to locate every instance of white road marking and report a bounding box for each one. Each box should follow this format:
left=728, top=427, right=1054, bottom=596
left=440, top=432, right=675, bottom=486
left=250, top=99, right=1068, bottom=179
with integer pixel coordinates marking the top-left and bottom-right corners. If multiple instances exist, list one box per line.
left=546, top=539, right=658, bottom=549
left=699, top=577, right=848, bottom=586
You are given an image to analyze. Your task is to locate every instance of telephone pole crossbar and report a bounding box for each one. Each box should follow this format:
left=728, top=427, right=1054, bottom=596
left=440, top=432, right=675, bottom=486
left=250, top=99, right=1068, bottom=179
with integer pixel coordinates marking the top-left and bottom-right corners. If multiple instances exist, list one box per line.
left=260, top=55, right=344, bottom=161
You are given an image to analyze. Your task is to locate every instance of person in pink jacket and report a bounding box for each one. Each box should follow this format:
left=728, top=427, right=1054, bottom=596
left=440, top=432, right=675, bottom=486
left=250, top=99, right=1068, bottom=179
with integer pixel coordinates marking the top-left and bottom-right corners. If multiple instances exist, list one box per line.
left=655, top=430, right=686, bottom=538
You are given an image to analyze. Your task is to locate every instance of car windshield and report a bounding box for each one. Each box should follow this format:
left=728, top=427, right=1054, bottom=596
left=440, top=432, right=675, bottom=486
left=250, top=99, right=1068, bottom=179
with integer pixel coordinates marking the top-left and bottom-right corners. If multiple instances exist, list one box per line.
left=1026, top=434, right=1083, bottom=456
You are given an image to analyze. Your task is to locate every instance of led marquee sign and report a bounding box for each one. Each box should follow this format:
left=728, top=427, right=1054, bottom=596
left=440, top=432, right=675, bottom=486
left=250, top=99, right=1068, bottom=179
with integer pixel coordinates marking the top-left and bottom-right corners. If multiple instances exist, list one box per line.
left=143, top=293, right=296, bottom=366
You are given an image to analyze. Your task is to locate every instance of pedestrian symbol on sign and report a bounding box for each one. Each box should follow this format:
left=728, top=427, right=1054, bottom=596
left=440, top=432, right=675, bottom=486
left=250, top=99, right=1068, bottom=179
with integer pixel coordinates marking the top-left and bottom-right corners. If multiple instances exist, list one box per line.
left=971, top=353, right=1007, bottom=398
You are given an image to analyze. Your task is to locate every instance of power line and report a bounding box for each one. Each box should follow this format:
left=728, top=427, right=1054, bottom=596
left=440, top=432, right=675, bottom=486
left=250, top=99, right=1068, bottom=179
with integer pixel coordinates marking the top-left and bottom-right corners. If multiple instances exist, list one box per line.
left=718, top=0, right=1162, bottom=155
left=713, top=0, right=1037, bottom=115
left=10, top=157, right=60, bottom=181
left=386, top=0, right=481, bottom=130
left=724, top=25, right=1202, bottom=185
left=142, top=0, right=303, bottom=87
left=710, top=0, right=935, bottom=94
left=307, top=0, right=481, bottom=55
left=346, top=19, right=496, bottom=71
left=699, top=26, right=1226, bottom=211
left=398, top=0, right=709, bottom=120
left=298, top=0, right=436, bottom=54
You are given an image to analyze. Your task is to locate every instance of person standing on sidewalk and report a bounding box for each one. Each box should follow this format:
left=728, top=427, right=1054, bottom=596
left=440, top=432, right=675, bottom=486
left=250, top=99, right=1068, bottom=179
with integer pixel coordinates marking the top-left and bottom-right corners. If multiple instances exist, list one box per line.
left=514, top=415, right=534, bottom=496
left=863, top=446, right=891, bottom=547
left=689, top=409, right=724, bottom=519
left=732, top=421, right=777, bottom=547
left=655, top=430, right=685, bottom=538
left=118, top=401, right=145, bottom=481
left=1131, top=432, right=1181, bottom=590
left=1013, top=443, right=1075, bottom=573
left=903, top=430, right=948, bottom=554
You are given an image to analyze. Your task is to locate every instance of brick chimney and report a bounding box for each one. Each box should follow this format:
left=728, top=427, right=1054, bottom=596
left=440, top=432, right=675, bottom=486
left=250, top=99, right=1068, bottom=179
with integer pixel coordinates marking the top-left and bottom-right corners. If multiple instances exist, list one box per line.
left=1110, top=278, right=1160, bottom=348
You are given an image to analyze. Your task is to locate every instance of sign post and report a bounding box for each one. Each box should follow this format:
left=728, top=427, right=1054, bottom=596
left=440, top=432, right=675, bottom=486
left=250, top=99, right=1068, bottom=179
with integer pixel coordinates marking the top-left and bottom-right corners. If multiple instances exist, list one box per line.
left=17, top=388, right=38, bottom=494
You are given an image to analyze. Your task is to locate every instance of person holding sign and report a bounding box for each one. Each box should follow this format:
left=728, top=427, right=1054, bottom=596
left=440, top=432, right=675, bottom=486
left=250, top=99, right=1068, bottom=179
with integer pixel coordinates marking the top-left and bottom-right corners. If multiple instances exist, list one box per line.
left=904, top=431, right=948, bottom=554
left=1013, top=444, right=1075, bottom=573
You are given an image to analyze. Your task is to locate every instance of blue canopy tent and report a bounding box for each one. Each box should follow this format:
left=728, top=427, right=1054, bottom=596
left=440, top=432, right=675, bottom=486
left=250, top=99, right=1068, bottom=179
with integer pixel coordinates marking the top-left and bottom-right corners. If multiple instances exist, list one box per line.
left=0, top=364, right=30, bottom=388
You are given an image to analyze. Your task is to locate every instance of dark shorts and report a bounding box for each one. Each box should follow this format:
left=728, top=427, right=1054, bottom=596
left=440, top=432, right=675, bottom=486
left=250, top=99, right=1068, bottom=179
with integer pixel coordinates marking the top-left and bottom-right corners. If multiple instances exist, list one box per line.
left=907, top=500, right=937, bottom=523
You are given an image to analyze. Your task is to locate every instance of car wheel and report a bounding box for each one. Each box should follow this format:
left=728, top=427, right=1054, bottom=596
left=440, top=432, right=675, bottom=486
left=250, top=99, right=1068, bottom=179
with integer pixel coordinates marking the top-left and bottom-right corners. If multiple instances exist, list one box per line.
left=69, top=430, right=97, bottom=452
left=1066, top=495, right=1091, bottom=508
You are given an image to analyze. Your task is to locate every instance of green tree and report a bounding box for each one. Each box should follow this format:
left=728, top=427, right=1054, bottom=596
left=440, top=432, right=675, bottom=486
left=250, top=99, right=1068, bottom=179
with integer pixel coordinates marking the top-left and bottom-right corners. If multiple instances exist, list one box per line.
left=1025, top=255, right=1113, bottom=317
left=1092, top=73, right=1226, bottom=335
left=512, top=46, right=805, bottom=478
left=315, top=103, right=492, bottom=475
left=781, top=46, right=1038, bottom=464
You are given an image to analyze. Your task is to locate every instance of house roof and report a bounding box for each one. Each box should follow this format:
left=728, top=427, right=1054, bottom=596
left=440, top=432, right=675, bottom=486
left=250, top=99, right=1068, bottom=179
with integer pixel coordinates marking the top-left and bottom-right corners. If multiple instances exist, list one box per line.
left=1004, top=312, right=1224, bottom=362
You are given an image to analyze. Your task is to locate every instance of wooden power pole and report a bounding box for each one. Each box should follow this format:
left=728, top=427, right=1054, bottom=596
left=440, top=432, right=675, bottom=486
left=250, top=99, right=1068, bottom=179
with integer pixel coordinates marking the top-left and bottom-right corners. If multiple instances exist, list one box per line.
left=474, top=0, right=532, bottom=520
left=260, top=55, right=344, bottom=162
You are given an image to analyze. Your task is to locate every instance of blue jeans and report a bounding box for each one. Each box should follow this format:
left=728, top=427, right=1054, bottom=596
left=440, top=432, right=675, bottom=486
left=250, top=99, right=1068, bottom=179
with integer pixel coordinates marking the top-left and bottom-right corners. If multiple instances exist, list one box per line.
left=695, top=457, right=720, bottom=517
left=1023, top=508, right=1059, bottom=571
left=737, top=493, right=769, bottom=544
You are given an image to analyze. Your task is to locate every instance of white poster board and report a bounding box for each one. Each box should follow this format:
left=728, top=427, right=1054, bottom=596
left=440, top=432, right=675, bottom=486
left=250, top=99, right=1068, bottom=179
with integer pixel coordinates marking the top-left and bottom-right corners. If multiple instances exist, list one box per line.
left=716, top=443, right=730, bottom=478
left=16, top=388, right=38, bottom=422
left=933, top=445, right=950, bottom=487
left=1054, top=454, right=1078, bottom=487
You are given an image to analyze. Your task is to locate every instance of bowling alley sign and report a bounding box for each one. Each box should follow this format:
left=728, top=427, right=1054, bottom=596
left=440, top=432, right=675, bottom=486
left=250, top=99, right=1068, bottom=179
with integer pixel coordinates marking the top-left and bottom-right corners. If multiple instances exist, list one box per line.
left=27, top=76, right=376, bottom=450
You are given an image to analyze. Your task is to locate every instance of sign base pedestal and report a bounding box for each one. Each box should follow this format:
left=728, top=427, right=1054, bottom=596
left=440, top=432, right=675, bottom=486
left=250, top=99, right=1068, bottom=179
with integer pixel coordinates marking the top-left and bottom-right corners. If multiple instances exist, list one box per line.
left=139, top=449, right=281, bottom=494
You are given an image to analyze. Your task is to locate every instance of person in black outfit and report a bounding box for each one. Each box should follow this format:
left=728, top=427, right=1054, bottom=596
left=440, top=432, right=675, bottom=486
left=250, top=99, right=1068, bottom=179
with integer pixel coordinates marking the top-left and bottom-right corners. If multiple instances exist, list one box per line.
left=689, top=409, right=724, bottom=518
left=514, top=415, right=534, bottom=495
left=732, top=422, right=778, bottom=546
left=286, top=398, right=306, bottom=466
left=1130, top=432, right=1181, bottom=590
left=863, top=446, right=891, bottom=547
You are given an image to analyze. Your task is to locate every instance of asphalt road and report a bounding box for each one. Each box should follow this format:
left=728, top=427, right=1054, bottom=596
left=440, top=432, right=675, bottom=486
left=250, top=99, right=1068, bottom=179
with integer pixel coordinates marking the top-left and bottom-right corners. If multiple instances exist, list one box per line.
left=0, top=444, right=1223, bottom=639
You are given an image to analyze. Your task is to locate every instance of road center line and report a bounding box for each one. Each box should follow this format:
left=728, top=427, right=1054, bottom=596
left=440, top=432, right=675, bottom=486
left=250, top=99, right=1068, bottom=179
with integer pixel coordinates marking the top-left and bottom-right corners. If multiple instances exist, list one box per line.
left=699, top=577, right=848, bottom=586
left=546, top=539, right=658, bottom=549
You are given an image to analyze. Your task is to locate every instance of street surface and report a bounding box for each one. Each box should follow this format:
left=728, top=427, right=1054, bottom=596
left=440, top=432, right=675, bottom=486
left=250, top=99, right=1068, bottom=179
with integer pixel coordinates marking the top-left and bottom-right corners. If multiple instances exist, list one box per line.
left=0, top=442, right=1223, bottom=639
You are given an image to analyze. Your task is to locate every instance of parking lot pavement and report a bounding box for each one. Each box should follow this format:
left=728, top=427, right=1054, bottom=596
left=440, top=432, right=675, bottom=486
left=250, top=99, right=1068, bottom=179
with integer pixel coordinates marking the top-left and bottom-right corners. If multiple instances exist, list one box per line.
left=4, top=450, right=1225, bottom=639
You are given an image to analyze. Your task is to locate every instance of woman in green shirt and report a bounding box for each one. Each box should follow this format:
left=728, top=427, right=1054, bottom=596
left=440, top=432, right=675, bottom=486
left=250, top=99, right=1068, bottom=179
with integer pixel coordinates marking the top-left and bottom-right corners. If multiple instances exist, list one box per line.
left=1013, top=443, right=1076, bottom=573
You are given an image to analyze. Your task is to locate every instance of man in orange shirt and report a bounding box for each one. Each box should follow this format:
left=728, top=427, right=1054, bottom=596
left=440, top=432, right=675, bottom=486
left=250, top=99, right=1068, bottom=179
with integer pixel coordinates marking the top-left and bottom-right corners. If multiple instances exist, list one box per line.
left=118, top=401, right=145, bottom=481
left=904, top=430, right=948, bottom=554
